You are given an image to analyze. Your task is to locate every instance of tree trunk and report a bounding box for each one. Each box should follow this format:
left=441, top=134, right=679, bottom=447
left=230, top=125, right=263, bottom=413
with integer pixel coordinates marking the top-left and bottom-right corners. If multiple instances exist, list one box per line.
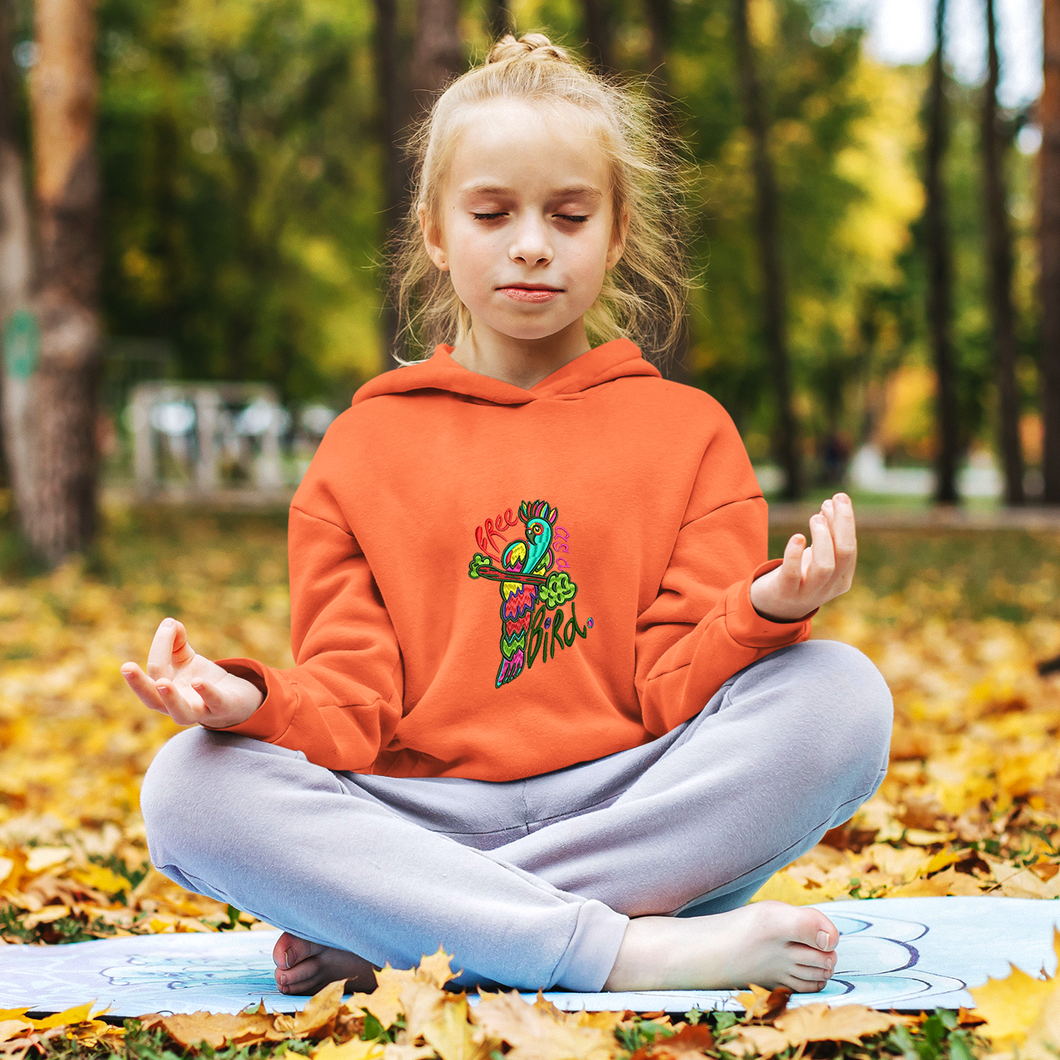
left=732, top=0, right=801, bottom=498
left=644, top=0, right=672, bottom=90
left=925, top=0, right=960, bottom=504
left=642, top=0, right=691, bottom=384
left=581, top=0, right=615, bottom=76
left=0, top=0, right=35, bottom=505
left=23, top=0, right=102, bottom=564
left=982, top=0, right=1023, bottom=504
left=374, top=0, right=460, bottom=370
left=488, top=0, right=511, bottom=42
left=373, top=0, right=408, bottom=369
left=411, top=0, right=462, bottom=109
left=1041, top=0, right=1060, bottom=500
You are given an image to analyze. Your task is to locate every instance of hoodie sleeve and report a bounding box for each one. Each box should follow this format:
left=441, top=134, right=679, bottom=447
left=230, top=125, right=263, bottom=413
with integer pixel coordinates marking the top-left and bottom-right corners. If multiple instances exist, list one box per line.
left=215, top=503, right=405, bottom=771
left=634, top=417, right=812, bottom=737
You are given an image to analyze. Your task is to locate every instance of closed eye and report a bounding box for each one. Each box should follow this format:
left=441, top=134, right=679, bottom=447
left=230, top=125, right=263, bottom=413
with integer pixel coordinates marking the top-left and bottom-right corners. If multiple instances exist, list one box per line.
left=473, top=212, right=506, bottom=221
left=555, top=214, right=589, bottom=224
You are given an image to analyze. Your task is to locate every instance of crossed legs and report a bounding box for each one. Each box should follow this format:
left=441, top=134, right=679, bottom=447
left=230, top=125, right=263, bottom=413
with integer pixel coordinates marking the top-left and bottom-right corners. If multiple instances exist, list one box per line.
left=140, top=641, right=892, bottom=994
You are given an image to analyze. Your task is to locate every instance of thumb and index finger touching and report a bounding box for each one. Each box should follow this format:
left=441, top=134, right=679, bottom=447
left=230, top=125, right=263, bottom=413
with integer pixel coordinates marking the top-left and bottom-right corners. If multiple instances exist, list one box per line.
left=121, top=617, right=198, bottom=715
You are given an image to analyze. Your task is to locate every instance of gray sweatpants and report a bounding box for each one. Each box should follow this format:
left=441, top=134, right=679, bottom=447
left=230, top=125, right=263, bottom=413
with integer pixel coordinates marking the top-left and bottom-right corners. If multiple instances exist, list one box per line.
left=140, top=640, right=892, bottom=993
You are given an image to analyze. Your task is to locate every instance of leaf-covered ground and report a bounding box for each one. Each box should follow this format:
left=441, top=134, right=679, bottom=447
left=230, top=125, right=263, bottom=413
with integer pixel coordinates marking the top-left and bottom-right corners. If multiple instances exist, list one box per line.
left=4, top=507, right=1060, bottom=1057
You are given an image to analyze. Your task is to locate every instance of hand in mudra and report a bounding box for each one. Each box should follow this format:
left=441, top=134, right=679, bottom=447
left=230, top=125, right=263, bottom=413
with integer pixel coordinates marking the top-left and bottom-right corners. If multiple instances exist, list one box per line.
left=749, top=493, right=856, bottom=622
left=121, top=617, right=263, bottom=728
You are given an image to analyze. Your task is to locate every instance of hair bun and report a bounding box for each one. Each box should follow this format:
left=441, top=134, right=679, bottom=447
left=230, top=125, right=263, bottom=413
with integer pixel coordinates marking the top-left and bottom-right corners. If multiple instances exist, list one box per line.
left=487, top=33, right=572, bottom=65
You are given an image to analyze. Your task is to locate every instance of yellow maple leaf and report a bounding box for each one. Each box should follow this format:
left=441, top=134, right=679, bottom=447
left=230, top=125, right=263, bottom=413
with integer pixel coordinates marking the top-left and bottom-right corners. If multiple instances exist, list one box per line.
left=969, top=929, right=1060, bottom=1046
left=416, top=948, right=460, bottom=989
left=724, top=1023, right=790, bottom=1058
left=70, top=863, right=131, bottom=895
left=417, top=992, right=492, bottom=1060
left=749, top=871, right=819, bottom=906
left=29, top=1002, right=98, bottom=1030
left=274, top=980, right=347, bottom=1040
left=773, top=1002, right=905, bottom=1045
left=472, top=991, right=614, bottom=1060
left=734, top=984, right=791, bottom=1021
left=312, top=1037, right=385, bottom=1060
left=887, top=865, right=984, bottom=898
left=349, top=965, right=413, bottom=1031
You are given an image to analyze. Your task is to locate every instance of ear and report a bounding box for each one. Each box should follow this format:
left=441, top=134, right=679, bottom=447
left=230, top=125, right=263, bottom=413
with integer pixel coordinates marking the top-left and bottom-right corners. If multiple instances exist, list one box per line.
left=419, top=203, right=449, bottom=271
left=606, top=206, right=629, bottom=270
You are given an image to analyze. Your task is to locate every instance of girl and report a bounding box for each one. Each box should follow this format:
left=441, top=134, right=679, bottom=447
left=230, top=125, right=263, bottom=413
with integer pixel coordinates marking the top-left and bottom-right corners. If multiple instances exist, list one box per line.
left=122, top=34, right=892, bottom=998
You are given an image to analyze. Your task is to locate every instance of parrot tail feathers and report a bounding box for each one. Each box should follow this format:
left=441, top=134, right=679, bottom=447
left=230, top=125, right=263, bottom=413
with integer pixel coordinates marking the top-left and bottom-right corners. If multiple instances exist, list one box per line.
left=496, top=649, right=526, bottom=687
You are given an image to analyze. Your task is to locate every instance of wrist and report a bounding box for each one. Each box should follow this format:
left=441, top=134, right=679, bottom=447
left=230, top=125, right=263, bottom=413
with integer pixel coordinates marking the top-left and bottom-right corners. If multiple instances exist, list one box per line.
left=749, top=573, right=810, bottom=623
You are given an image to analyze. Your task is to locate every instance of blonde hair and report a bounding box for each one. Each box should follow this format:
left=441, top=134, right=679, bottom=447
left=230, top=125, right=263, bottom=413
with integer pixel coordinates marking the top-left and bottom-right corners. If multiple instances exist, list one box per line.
left=393, top=32, right=689, bottom=364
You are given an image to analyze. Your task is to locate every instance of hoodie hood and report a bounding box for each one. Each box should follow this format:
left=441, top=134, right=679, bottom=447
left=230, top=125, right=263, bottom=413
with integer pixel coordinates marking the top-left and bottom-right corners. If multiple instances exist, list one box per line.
left=350, top=338, right=660, bottom=408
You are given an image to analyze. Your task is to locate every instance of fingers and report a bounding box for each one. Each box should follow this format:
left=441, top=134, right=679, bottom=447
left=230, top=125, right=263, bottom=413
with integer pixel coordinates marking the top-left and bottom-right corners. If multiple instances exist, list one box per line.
left=806, top=510, right=835, bottom=579
left=120, top=662, right=168, bottom=713
left=191, top=677, right=236, bottom=727
left=122, top=653, right=209, bottom=725
left=819, top=493, right=857, bottom=592
left=146, top=618, right=176, bottom=679
left=145, top=617, right=197, bottom=682
left=781, top=531, right=806, bottom=575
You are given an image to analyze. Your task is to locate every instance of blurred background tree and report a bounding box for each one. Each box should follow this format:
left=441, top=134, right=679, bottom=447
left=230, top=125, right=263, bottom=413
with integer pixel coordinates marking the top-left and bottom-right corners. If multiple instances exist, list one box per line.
left=0, top=0, right=1047, bottom=562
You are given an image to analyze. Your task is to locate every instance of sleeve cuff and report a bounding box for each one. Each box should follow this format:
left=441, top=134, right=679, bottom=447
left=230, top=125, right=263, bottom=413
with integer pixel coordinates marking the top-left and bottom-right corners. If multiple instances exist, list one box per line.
left=214, top=657, right=292, bottom=741
left=724, top=560, right=815, bottom=647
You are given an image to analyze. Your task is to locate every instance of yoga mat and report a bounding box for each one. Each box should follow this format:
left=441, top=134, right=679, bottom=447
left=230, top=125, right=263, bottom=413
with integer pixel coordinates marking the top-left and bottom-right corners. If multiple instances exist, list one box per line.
left=0, top=897, right=1057, bottom=1016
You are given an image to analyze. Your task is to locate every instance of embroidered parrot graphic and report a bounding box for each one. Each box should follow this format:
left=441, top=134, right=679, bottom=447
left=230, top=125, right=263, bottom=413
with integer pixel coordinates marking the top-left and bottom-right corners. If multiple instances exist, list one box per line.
left=494, top=500, right=556, bottom=686
left=469, top=499, right=582, bottom=688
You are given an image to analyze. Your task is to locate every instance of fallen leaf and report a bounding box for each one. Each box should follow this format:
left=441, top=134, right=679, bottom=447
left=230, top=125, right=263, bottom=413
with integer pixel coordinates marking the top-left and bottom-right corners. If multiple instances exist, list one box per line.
left=772, top=1002, right=904, bottom=1045
left=472, top=991, right=614, bottom=1060
left=734, top=984, right=790, bottom=1021
left=887, top=865, right=985, bottom=897
left=145, top=1012, right=270, bottom=1050
left=416, top=947, right=460, bottom=988
left=312, top=1038, right=386, bottom=1060
left=24, top=847, right=71, bottom=874
left=968, top=929, right=1060, bottom=1046
left=350, top=965, right=414, bottom=1031
left=630, top=1022, right=715, bottom=1060
left=382, top=1045, right=435, bottom=1060
left=20, top=904, right=69, bottom=929
left=28, top=1002, right=99, bottom=1029
left=722, top=1024, right=790, bottom=1059
left=274, top=980, right=348, bottom=1039
left=0, top=1024, right=31, bottom=1045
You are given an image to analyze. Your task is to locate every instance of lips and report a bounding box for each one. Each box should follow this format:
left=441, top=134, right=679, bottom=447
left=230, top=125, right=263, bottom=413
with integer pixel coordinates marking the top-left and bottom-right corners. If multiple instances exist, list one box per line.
left=498, top=284, right=562, bottom=303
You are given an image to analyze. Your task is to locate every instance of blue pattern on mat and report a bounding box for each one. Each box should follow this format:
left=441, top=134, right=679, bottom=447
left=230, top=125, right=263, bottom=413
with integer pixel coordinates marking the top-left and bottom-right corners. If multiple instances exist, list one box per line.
left=1, top=897, right=1058, bottom=1015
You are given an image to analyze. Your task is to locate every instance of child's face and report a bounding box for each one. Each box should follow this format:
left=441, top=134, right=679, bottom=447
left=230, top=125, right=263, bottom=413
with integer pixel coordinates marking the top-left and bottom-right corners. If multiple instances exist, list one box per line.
left=421, top=99, right=626, bottom=350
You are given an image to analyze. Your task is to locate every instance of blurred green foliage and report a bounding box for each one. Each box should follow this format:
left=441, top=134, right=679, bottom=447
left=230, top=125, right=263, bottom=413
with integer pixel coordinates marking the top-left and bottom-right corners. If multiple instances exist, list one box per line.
left=3, top=0, right=1039, bottom=468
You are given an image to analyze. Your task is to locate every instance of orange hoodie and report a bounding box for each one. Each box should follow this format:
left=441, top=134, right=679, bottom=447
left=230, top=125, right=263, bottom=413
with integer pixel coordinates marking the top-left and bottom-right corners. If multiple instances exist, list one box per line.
left=219, top=340, right=811, bottom=780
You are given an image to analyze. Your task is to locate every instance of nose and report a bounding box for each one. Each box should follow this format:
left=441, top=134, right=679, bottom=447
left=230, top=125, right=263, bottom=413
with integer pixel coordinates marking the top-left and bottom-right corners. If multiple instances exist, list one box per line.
left=508, top=214, right=553, bottom=266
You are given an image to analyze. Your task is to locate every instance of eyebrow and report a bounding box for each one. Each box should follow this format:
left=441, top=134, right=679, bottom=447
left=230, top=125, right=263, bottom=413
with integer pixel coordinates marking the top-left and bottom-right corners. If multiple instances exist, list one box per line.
left=457, top=183, right=604, bottom=202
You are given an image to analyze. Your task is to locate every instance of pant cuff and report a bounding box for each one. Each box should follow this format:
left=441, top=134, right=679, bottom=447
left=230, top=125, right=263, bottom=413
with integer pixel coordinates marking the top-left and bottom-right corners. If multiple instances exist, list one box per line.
left=549, top=899, right=628, bottom=991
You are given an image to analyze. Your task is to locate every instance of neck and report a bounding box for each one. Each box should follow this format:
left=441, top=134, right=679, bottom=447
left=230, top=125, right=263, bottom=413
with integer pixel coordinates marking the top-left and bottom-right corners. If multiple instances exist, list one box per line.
left=449, top=321, right=590, bottom=389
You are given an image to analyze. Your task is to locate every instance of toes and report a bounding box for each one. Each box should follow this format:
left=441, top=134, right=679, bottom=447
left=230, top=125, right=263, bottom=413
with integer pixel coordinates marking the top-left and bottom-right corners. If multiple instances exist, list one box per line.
left=755, top=902, right=840, bottom=952
left=796, top=909, right=839, bottom=952
left=275, top=955, right=325, bottom=995
left=788, top=973, right=830, bottom=993
left=273, top=931, right=322, bottom=972
left=792, top=945, right=836, bottom=972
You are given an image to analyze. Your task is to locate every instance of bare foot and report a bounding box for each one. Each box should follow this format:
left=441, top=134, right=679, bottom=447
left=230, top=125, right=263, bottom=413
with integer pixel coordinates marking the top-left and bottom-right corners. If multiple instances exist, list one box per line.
left=603, top=901, right=840, bottom=993
left=273, top=931, right=379, bottom=995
